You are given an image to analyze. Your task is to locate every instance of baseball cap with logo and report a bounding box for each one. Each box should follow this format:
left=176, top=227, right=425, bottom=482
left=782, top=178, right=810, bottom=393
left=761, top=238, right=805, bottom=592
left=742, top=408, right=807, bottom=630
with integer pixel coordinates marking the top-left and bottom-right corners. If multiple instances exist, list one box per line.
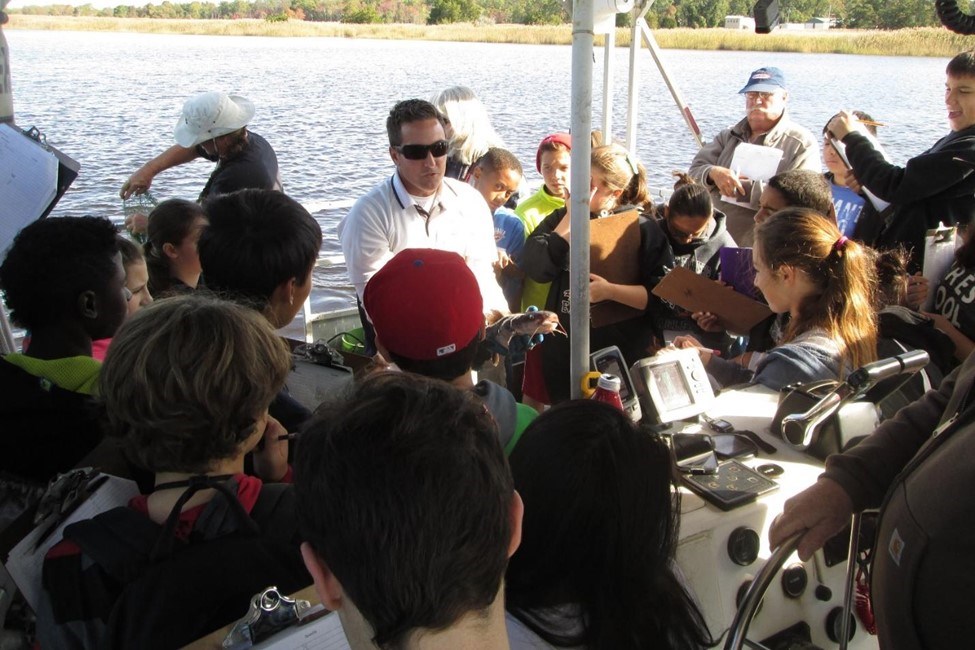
left=738, top=67, right=787, bottom=94
left=173, top=92, right=256, bottom=148
left=363, top=249, right=484, bottom=361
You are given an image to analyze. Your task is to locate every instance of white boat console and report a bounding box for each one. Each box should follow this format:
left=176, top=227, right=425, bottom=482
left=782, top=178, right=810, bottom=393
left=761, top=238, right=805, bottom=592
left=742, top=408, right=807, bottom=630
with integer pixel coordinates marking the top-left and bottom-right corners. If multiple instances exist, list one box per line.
left=674, top=384, right=879, bottom=649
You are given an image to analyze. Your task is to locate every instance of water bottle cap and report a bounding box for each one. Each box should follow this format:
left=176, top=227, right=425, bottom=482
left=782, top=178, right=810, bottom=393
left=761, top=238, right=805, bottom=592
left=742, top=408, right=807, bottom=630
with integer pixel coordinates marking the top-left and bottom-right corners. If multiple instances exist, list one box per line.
left=597, top=373, right=621, bottom=391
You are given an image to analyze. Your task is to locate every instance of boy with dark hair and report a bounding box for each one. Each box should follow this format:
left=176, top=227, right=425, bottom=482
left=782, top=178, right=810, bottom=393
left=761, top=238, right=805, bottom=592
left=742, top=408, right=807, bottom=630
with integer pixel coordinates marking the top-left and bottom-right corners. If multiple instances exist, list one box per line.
left=199, top=188, right=323, bottom=431
left=199, top=188, right=322, bottom=329
left=363, top=248, right=546, bottom=452
left=296, top=371, right=522, bottom=650
left=753, top=168, right=836, bottom=225
left=0, top=216, right=129, bottom=482
left=37, top=295, right=308, bottom=649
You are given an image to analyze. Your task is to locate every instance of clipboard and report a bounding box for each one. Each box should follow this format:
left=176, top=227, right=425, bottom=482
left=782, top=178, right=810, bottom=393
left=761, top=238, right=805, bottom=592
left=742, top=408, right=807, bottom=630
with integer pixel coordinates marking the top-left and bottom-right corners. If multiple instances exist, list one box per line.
left=652, top=267, right=773, bottom=335
left=589, top=210, right=643, bottom=328
left=921, top=223, right=958, bottom=312
left=0, top=123, right=80, bottom=264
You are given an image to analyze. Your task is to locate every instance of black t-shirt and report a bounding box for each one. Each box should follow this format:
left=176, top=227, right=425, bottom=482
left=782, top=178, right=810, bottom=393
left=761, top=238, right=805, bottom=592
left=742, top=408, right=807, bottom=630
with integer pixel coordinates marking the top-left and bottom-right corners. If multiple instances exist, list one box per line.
left=197, top=131, right=281, bottom=202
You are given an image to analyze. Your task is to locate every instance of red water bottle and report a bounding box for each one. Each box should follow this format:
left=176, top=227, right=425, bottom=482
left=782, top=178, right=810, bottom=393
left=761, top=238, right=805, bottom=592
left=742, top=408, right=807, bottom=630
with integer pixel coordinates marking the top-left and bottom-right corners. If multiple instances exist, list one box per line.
left=591, top=373, right=624, bottom=411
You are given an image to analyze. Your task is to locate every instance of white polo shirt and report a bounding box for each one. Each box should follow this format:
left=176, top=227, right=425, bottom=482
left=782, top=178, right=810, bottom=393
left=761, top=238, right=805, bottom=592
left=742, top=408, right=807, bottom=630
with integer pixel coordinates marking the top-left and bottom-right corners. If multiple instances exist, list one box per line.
left=338, top=172, right=508, bottom=313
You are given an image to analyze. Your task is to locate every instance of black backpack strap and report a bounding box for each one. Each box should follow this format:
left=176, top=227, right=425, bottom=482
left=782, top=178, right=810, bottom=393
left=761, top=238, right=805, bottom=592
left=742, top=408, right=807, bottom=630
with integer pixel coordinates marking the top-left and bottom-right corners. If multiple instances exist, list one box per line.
left=63, top=507, right=163, bottom=582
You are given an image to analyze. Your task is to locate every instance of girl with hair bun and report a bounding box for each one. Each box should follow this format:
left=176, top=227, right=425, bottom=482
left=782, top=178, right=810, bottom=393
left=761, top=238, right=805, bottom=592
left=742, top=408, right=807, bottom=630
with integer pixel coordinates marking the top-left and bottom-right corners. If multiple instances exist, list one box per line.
left=521, top=143, right=674, bottom=405
left=677, top=207, right=877, bottom=390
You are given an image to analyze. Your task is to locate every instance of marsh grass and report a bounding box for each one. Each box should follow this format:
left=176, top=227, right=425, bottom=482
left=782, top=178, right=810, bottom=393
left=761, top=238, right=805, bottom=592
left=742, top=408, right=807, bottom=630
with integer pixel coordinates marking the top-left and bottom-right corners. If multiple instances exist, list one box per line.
left=6, top=15, right=971, bottom=57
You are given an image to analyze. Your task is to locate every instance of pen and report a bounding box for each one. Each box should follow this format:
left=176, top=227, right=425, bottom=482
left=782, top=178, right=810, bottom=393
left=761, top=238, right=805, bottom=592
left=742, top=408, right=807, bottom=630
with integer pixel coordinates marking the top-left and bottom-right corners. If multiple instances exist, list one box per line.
left=856, top=118, right=886, bottom=127
left=277, top=433, right=299, bottom=442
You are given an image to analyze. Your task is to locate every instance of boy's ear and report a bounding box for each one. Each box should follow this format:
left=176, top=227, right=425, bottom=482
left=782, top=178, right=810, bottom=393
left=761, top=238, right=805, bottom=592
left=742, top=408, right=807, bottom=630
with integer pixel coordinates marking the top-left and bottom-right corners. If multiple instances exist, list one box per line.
left=78, top=290, right=99, bottom=320
left=471, top=165, right=483, bottom=181
left=507, top=490, right=524, bottom=559
left=301, top=542, right=345, bottom=611
left=162, top=242, right=179, bottom=260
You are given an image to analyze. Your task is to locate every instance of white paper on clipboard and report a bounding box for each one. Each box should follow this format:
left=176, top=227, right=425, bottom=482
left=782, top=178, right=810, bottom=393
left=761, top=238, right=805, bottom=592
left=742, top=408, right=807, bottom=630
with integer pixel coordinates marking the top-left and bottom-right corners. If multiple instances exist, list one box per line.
left=719, top=143, right=783, bottom=206
left=921, top=224, right=959, bottom=312
left=827, top=133, right=891, bottom=214
left=0, top=124, right=59, bottom=262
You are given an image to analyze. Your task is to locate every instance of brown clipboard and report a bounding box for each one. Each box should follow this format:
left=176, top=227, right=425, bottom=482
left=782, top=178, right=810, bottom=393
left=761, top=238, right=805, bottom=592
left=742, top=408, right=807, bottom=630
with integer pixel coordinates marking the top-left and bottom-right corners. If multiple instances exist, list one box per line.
left=589, top=210, right=643, bottom=328
left=651, top=266, right=773, bottom=335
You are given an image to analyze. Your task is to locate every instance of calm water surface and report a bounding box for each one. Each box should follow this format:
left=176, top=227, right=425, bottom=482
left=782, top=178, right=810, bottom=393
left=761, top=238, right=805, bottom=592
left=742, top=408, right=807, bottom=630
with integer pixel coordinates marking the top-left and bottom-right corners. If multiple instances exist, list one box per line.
left=5, top=30, right=948, bottom=311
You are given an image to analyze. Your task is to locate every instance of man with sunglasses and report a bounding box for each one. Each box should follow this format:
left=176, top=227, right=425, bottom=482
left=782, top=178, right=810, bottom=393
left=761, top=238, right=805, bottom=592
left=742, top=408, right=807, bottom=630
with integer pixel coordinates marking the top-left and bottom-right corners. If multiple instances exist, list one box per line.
left=338, top=99, right=507, bottom=353
left=687, top=67, right=819, bottom=247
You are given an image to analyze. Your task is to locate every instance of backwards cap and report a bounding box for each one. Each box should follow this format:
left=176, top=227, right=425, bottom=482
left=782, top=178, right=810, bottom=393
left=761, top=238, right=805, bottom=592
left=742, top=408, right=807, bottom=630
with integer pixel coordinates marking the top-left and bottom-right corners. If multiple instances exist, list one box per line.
left=363, top=249, right=484, bottom=361
left=535, top=133, right=572, bottom=173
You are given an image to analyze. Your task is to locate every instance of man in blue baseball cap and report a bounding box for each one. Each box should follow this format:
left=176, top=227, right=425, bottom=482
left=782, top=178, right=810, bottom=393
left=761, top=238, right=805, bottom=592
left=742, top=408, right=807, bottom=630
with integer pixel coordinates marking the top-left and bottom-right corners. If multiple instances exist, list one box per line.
left=688, top=66, right=819, bottom=246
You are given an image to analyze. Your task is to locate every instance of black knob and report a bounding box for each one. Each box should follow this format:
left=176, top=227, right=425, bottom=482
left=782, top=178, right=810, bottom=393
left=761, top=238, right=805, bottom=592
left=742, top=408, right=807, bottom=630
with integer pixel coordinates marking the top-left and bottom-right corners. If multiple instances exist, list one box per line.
left=781, top=563, right=808, bottom=599
left=826, top=606, right=857, bottom=643
left=815, top=584, right=833, bottom=601
left=727, top=527, right=760, bottom=566
left=735, top=580, right=764, bottom=614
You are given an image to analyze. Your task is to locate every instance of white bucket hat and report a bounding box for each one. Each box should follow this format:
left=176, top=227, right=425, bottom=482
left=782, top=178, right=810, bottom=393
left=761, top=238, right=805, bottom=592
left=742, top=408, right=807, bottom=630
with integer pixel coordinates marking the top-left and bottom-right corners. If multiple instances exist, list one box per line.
left=173, top=92, right=256, bottom=148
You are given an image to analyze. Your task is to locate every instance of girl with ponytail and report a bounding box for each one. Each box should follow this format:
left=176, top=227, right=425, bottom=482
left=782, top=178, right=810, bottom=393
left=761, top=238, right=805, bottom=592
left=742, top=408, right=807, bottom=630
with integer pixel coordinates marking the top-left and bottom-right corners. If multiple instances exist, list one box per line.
left=676, top=207, right=877, bottom=390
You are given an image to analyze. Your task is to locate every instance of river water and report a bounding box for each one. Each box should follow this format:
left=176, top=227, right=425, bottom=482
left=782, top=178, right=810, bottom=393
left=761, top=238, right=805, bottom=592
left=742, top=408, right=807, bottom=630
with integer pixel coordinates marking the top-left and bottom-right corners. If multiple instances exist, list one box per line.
left=4, top=29, right=951, bottom=312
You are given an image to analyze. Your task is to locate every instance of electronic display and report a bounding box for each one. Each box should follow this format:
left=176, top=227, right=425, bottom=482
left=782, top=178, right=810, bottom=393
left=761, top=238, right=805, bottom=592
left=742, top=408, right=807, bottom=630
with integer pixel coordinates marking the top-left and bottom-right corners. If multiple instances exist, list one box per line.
left=590, top=346, right=642, bottom=422
left=630, top=348, right=714, bottom=424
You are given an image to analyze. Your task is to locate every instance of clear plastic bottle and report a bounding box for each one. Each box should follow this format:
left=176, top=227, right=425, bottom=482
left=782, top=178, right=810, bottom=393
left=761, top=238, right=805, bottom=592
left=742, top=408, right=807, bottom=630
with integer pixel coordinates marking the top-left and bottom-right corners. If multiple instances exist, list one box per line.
left=591, top=373, right=624, bottom=411
left=122, top=191, right=158, bottom=245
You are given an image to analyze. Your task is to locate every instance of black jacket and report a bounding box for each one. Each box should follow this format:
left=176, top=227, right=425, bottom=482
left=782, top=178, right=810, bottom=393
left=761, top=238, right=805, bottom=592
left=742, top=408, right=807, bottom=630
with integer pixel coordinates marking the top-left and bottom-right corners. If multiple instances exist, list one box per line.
left=843, top=126, right=975, bottom=273
left=521, top=207, right=673, bottom=403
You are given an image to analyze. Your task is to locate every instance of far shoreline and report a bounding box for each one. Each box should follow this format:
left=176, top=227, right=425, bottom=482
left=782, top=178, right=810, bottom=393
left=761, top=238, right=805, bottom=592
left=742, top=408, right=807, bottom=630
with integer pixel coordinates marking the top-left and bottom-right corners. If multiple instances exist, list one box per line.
left=4, top=15, right=971, bottom=58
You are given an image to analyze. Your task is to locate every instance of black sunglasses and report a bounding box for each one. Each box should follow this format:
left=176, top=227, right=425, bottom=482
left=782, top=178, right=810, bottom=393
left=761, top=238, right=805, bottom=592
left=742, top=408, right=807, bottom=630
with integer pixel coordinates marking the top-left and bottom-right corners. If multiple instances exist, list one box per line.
left=395, top=139, right=449, bottom=160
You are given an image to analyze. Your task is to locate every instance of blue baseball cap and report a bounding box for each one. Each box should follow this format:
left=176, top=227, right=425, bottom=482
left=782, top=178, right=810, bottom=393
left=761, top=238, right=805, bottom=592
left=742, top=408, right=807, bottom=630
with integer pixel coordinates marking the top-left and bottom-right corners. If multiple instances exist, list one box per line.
left=738, top=67, right=787, bottom=94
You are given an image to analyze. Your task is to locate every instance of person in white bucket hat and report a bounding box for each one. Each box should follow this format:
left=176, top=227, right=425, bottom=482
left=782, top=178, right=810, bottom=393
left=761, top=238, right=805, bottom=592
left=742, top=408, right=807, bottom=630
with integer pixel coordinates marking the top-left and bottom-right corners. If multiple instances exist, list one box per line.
left=120, top=92, right=281, bottom=203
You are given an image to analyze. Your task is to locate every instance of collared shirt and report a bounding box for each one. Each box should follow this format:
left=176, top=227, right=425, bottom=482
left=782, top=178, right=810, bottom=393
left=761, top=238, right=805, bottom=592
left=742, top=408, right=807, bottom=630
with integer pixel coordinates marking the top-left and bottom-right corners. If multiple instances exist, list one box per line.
left=338, top=172, right=507, bottom=312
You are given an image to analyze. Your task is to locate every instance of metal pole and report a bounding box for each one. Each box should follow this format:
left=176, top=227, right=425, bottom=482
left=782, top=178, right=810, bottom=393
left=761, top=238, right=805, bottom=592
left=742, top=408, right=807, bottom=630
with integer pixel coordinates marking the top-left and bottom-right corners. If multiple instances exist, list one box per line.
left=625, top=2, right=651, bottom=153
left=569, top=0, right=594, bottom=399
left=638, top=16, right=705, bottom=148
left=601, top=27, right=613, bottom=139
left=0, top=0, right=12, bottom=124
left=0, top=0, right=16, bottom=354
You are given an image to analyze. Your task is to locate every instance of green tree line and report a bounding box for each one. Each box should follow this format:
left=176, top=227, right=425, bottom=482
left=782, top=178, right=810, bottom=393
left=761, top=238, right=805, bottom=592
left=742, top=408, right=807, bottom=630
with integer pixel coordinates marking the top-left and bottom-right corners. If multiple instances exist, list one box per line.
left=11, top=0, right=969, bottom=29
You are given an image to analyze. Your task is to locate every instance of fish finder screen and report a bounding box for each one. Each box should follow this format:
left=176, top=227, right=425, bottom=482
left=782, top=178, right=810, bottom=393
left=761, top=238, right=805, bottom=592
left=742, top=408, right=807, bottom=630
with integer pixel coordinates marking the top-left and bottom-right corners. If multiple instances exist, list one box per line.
left=598, top=356, right=632, bottom=401
left=653, top=363, right=692, bottom=410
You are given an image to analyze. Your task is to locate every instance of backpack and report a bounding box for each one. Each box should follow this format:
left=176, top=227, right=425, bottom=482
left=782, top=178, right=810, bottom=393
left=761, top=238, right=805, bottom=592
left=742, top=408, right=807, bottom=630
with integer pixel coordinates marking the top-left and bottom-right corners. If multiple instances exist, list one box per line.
left=42, top=480, right=310, bottom=649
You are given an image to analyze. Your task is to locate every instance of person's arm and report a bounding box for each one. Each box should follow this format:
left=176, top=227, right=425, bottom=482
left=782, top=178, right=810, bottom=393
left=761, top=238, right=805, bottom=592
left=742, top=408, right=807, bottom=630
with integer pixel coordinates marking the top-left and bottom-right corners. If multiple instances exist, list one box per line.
left=770, top=362, right=960, bottom=559
left=466, top=201, right=510, bottom=314
left=337, top=193, right=393, bottom=300
left=688, top=128, right=735, bottom=188
left=520, top=208, right=569, bottom=283
left=923, top=310, right=975, bottom=361
left=119, top=145, right=201, bottom=198
left=588, top=274, right=648, bottom=309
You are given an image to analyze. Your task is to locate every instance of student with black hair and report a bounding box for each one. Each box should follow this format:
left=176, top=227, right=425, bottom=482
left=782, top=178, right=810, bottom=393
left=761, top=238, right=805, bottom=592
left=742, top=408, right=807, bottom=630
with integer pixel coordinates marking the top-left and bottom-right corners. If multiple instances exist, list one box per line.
left=37, top=295, right=308, bottom=649
left=506, top=400, right=714, bottom=650
left=198, top=188, right=323, bottom=432
left=0, top=216, right=128, bottom=483
left=297, top=372, right=522, bottom=650
left=753, top=168, right=836, bottom=226
left=656, top=172, right=736, bottom=352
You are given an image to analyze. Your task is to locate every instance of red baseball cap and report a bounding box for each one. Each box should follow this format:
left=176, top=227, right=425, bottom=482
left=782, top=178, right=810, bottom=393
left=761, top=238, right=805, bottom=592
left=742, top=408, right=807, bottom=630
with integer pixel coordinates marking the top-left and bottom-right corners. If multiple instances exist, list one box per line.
left=363, top=249, right=484, bottom=361
left=535, top=132, right=572, bottom=173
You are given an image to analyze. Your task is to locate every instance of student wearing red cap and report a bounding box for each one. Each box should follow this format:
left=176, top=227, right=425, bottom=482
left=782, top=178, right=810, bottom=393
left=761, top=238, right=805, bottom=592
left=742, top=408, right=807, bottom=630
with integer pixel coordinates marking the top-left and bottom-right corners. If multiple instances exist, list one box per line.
left=363, top=248, right=536, bottom=452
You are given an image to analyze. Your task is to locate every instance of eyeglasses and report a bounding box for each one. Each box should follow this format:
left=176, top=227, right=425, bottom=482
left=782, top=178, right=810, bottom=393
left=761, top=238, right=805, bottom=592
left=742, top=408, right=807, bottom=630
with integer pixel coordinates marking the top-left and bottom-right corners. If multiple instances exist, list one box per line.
left=394, top=139, right=449, bottom=160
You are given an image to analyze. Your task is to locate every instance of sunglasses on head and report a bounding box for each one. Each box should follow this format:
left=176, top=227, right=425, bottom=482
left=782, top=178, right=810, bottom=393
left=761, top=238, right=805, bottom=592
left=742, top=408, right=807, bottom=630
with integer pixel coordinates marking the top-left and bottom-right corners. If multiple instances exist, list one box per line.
left=395, top=139, right=449, bottom=160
